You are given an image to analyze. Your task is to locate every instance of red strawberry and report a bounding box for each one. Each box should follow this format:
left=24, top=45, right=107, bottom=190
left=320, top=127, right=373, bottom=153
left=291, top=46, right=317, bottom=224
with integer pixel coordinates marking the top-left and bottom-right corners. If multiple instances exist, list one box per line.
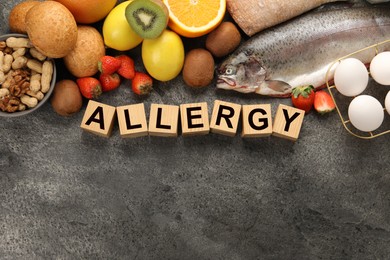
left=98, top=56, right=122, bottom=75
left=99, top=73, right=121, bottom=92
left=76, top=77, right=102, bottom=99
left=291, top=85, right=315, bottom=113
left=314, top=90, right=336, bottom=114
left=116, top=55, right=135, bottom=80
left=131, top=72, right=153, bottom=95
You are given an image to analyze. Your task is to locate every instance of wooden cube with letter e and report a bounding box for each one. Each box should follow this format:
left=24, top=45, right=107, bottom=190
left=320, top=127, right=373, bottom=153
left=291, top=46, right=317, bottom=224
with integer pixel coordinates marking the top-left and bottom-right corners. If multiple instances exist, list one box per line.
left=180, top=102, right=210, bottom=136
left=80, top=100, right=116, bottom=137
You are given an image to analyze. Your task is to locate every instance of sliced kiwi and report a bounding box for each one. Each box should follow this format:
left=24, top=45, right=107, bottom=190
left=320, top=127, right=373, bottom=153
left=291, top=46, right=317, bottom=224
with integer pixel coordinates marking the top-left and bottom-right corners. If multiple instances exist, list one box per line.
left=125, top=0, right=169, bottom=39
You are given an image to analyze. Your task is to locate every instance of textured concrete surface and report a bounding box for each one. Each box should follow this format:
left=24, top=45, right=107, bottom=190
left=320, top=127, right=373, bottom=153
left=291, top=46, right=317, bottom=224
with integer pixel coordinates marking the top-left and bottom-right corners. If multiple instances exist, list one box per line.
left=1, top=1, right=390, bottom=259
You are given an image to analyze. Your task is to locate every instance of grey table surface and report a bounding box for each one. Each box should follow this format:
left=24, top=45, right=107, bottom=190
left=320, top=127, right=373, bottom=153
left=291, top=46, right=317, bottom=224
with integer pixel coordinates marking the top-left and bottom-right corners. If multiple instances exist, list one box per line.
left=1, top=0, right=390, bottom=259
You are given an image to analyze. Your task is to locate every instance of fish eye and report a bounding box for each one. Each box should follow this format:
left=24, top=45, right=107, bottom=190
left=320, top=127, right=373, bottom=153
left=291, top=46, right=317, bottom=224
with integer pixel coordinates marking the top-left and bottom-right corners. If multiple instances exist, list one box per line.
left=225, top=67, right=235, bottom=75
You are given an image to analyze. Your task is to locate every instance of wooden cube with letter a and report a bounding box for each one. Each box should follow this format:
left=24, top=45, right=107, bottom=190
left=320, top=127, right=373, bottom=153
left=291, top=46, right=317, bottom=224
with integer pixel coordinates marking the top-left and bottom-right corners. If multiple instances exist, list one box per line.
left=180, top=102, right=209, bottom=136
left=117, top=103, right=148, bottom=138
left=148, top=104, right=179, bottom=137
left=273, top=104, right=305, bottom=141
left=241, top=104, right=273, bottom=138
left=210, top=100, right=241, bottom=137
left=80, top=100, right=116, bottom=137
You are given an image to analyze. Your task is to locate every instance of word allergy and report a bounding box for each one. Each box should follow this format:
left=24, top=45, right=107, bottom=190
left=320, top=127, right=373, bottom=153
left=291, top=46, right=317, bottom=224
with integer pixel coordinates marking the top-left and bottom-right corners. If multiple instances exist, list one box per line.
left=80, top=100, right=305, bottom=141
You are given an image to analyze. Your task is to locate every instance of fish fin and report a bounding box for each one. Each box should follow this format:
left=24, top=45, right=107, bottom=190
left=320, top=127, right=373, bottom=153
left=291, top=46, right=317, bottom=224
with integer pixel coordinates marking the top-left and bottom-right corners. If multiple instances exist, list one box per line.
left=256, top=80, right=292, bottom=97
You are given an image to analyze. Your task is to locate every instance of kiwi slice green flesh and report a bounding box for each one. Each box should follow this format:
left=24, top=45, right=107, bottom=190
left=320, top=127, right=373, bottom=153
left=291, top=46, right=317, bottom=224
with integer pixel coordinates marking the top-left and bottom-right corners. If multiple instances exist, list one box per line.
left=125, top=0, right=169, bottom=39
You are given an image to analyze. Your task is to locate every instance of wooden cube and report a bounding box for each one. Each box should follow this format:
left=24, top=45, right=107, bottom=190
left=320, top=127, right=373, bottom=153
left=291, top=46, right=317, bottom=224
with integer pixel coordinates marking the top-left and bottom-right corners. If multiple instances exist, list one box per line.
left=272, top=104, right=305, bottom=141
left=148, top=104, right=179, bottom=137
left=241, top=104, right=273, bottom=138
left=117, top=103, right=148, bottom=138
left=80, top=100, right=116, bottom=137
left=210, top=100, right=241, bottom=137
left=180, top=102, right=210, bottom=136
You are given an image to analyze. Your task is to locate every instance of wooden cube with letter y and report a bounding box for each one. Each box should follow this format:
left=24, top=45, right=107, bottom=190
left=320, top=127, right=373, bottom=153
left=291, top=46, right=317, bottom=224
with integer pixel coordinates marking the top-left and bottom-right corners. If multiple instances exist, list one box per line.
left=80, top=100, right=116, bottom=137
left=272, top=104, right=305, bottom=141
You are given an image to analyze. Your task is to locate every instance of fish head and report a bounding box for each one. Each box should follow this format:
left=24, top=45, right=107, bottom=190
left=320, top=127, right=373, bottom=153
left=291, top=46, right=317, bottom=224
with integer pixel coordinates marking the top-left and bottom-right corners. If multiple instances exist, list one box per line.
left=216, top=51, right=267, bottom=93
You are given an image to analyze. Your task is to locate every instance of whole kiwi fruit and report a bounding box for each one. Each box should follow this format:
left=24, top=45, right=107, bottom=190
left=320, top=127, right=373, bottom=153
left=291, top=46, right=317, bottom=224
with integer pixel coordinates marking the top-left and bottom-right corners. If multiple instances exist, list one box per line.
left=182, top=48, right=215, bottom=88
left=51, top=80, right=83, bottom=116
left=206, top=22, right=241, bottom=58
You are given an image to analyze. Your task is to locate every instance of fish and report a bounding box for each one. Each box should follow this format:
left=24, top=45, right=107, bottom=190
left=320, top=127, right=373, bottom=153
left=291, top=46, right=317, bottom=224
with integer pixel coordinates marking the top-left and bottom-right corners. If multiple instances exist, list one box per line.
left=216, top=4, right=390, bottom=97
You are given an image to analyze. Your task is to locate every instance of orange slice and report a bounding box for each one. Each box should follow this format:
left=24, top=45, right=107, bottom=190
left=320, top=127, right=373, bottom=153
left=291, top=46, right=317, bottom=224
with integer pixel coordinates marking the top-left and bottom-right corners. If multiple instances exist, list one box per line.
left=162, top=0, right=226, bottom=38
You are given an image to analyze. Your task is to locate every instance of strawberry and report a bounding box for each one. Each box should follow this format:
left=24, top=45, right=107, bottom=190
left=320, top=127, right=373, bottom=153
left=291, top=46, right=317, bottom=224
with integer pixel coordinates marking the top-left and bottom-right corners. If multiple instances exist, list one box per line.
left=76, top=77, right=102, bottom=99
left=99, top=73, right=121, bottom=92
left=314, top=90, right=336, bottom=114
left=291, top=85, right=315, bottom=113
left=116, top=55, right=135, bottom=80
left=98, top=55, right=122, bottom=75
left=131, top=72, right=153, bottom=95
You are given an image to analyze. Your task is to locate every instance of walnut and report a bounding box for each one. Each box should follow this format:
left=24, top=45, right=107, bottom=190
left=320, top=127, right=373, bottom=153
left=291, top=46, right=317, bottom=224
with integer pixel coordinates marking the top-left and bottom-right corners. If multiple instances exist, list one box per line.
left=0, top=41, right=6, bottom=52
left=8, top=69, right=31, bottom=98
left=0, top=96, right=20, bottom=113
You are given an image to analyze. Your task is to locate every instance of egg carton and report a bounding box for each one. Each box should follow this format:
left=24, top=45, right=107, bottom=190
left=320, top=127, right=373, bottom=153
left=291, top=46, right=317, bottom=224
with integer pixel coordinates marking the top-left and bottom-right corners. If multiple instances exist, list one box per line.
left=325, top=39, right=390, bottom=139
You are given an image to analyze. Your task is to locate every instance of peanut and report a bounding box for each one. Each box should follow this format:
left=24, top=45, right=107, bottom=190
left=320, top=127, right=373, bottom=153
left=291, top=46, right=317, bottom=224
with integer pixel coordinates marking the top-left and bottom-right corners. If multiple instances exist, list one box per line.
left=0, top=54, right=13, bottom=73
left=27, top=90, right=44, bottom=101
left=26, top=59, right=42, bottom=73
left=12, top=56, right=28, bottom=70
left=12, top=48, right=26, bottom=59
left=20, top=95, right=38, bottom=108
left=6, top=37, right=32, bottom=49
left=0, top=71, right=5, bottom=84
left=41, top=61, right=53, bottom=93
left=30, top=48, right=46, bottom=61
left=18, top=103, right=26, bottom=111
left=0, top=88, right=9, bottom=98
left=29, top=73, right=41, bottom=92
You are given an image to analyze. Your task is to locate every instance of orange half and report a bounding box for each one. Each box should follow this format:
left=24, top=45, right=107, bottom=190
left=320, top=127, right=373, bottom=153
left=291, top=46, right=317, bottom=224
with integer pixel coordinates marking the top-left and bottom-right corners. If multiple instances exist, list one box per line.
left=163, top=0, right=226, bottom=38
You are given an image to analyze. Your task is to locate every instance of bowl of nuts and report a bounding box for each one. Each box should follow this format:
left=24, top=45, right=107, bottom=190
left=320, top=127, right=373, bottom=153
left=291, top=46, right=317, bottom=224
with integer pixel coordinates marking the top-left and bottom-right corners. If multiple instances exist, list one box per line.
left=0, top=33, right=56, bottom=117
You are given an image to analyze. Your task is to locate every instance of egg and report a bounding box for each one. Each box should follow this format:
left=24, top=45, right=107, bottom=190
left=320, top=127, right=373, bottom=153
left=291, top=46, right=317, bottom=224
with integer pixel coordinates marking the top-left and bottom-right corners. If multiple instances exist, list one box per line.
left=385, top=91, right=390, bottom=115
left=369, top=51, right=390, bottom=85
left=334, top=58, right=368, bottom=97
left=348, top=95, right=384, bottom=132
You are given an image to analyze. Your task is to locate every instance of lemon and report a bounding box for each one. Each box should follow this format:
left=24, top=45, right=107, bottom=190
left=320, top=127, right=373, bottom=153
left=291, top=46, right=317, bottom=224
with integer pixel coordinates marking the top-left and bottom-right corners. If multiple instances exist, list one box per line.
left=102, top=1, right=143, bottom=51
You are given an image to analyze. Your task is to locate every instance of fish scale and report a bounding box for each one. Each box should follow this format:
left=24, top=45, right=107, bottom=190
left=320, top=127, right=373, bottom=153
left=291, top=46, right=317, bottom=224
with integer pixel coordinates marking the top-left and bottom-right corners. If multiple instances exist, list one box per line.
left=217, top=4, right=390, bottom=97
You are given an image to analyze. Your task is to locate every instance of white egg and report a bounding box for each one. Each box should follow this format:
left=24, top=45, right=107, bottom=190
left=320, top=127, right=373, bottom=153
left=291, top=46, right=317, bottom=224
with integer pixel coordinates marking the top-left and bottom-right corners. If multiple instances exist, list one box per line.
left=348, top=95, right=384, bottom=132
left=385, top=91, right=390, bottom=115
left=334, top=58, right=369, bottom=97
left=370, top=51, right=390, bottom=85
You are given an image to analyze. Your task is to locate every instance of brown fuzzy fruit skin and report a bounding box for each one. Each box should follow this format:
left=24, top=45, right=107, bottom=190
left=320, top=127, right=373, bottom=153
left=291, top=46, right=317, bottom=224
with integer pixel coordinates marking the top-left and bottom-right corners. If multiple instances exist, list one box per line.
left=25, top=1, right=78, bottom=58
left=182, top=48, right=215, bottom=88
left=206, top=22, right=241, bottom=58
left=51, top=80, right=83, bottom=117
left=63, top=26, right=106, bottom=78
left=8, top=0, right=40, bottom=34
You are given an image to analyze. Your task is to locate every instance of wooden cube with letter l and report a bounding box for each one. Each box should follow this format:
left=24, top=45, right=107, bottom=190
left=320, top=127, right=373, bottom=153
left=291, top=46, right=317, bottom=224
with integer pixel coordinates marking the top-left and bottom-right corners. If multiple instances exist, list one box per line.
left=117, top=103, right=148, bottom=138
left=80, top=100, right=116, bottom=137
left=148, top=104, right=180, bottom=137
left=180, top=102, right=210, bottom=136
left=210, top=100, right=241, bottom=137
left=272, top=104, right=305, bottom=141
